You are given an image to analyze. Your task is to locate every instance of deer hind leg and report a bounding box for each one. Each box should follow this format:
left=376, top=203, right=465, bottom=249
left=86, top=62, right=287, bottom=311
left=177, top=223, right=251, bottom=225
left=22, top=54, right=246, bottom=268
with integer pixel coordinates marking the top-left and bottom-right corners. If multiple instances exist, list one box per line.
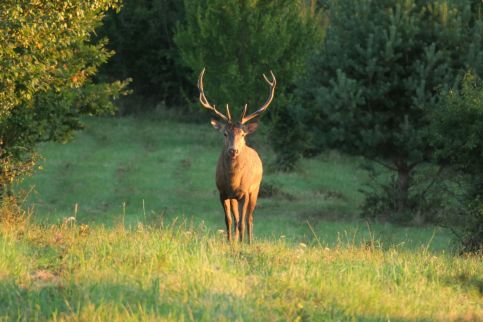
left=220, top=197, right=232, bottom=241
left=247, top=188, right=259, bottom=244
left=237, top=194, right=249, bottom=242
left=230, top=199, right=240, bottom=241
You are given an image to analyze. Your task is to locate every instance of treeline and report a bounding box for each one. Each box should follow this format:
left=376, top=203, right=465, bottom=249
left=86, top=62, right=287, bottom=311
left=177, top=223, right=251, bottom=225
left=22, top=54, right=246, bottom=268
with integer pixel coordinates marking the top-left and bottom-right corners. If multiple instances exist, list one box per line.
left=0, top=0, right=481, bottom=251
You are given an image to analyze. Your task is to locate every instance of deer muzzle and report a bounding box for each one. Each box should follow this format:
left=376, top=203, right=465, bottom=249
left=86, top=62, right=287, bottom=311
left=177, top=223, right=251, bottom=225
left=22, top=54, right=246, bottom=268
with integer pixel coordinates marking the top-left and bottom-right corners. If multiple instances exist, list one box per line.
left=227, top=148, right=239, bottom=158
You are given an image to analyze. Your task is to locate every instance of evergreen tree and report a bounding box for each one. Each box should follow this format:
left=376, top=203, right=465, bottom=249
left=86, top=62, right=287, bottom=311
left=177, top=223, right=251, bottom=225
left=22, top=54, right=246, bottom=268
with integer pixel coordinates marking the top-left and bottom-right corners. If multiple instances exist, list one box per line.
left=431, top=73, right=483, bottom=253
left=174, top=0, right=322, bottom=120
left=296, top=0, right=482, bottom=214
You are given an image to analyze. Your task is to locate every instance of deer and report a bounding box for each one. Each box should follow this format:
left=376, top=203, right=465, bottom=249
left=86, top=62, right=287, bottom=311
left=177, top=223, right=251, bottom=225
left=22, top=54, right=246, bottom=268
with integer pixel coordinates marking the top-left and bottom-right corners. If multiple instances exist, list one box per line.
left=198, top=68, right=276, bottom=243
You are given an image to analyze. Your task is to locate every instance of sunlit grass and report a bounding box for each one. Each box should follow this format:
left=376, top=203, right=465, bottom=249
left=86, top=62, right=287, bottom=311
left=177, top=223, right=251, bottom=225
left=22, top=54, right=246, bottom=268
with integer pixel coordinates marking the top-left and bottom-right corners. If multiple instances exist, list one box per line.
left=0, top=217, right=481, bottom=321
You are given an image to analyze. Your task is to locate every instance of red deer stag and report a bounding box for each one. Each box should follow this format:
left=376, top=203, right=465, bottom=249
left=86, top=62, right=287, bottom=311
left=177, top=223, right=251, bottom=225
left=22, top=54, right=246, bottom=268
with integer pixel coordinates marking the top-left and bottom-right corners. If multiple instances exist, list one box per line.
left=198, top=68, right=276, bottom=243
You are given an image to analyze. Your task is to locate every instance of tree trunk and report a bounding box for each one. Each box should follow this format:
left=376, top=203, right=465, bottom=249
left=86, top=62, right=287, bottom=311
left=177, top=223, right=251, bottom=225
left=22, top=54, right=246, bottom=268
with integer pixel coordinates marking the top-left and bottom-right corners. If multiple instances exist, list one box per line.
left=396, top=165, right=410, bottom=213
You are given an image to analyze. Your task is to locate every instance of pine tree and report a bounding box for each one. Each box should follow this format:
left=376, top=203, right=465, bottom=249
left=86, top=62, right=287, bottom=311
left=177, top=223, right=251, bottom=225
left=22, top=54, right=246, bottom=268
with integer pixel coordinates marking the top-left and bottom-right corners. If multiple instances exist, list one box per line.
left=431, top=73, right=483, bottom=252
left=296, top=0, right=482, bottom=214
left=174, top=0, right=321, bottom=119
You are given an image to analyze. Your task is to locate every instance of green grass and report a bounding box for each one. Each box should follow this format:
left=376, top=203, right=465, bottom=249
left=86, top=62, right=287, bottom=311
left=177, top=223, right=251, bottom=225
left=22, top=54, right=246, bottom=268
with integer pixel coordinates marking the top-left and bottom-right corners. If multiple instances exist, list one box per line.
left=0, top=219, right=481, bottom=321
left=1, top=115, right=480, bottom=321
left=20, top=116, right=452, bottom=251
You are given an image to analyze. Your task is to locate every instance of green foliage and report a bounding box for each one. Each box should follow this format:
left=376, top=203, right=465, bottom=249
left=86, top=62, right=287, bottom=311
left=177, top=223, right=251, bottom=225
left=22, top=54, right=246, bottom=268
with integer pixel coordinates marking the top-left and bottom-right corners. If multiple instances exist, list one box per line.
left=293, top=0, right=482, bottom=214
left=98, top=0, right=190, bottom=107
left=0, top=0, right=129, bottom=191
left=0, top=0, right=123, bottom=117
left=174, top=0, right=322, bottom=118
left=269, top=96, right=308, bottom=170
left=431, top=73, right=483, bottom=253
left=432, top=73, right=483, bottom=178
left=359, top=163, right=459, bottom=224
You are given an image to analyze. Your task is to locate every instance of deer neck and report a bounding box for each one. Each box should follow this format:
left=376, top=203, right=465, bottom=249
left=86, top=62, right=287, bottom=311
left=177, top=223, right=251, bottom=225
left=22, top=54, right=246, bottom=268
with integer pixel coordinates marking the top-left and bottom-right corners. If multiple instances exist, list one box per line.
left=223, top=146, right=247, bottom=171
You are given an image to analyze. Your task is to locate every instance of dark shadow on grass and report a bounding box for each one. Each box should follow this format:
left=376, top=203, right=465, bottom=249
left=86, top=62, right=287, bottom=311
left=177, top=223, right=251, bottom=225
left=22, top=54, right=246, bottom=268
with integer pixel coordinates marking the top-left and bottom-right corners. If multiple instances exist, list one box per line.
left=0, top=277, right=441, bottom=321
left=444, top=273, right=483, bottom=296
left=0, top=278, right=175, bottom=320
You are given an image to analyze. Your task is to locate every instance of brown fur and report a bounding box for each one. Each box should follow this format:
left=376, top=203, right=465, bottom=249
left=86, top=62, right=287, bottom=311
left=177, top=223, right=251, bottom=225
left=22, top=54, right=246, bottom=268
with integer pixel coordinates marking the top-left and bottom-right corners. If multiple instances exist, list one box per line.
left=213, top=122, right=262, bottom=243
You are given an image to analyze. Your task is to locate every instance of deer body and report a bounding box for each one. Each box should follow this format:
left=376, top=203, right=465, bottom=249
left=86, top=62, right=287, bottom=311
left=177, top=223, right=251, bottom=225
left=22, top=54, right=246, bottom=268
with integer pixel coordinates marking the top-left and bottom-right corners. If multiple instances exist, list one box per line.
left=198, top=68, right=276, bottom=243
left=216, top=143, right=262, bottom=242
left=216, top=144, right=262, bottom=199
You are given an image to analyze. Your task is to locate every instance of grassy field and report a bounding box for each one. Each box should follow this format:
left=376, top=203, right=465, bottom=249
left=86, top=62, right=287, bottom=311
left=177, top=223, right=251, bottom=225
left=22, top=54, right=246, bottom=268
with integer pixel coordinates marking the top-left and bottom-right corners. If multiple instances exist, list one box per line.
left=1, top=115, right=481, bottom=321
left=20, top=115, right=452, bottom=250
left=0, top=217, right=481, bottom=321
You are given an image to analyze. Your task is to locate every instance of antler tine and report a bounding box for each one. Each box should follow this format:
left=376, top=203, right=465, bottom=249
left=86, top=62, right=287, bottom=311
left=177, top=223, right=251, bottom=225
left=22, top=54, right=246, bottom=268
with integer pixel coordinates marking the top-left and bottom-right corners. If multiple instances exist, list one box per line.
left=262, top=71, right=275, bottom=85
left=225, top=104, right=232, bottom=122
left=241, top=104, right=248, bottom=120
left=198, top=68, right=230, bottom=122
left=241, top=71, right=276, bottom=124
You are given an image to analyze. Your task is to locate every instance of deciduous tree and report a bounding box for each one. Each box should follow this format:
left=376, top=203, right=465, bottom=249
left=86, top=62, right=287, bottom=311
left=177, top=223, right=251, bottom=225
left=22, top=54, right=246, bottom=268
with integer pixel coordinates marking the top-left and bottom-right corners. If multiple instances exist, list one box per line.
left=0, top=0, right=128, bottom=195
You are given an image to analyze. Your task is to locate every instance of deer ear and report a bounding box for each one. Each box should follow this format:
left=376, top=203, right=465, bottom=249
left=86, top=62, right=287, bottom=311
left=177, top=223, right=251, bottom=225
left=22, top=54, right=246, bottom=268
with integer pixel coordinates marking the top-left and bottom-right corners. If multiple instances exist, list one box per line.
left=244, top=122, right=259, bottom=134
left=210, top=119, right=224, bottom=131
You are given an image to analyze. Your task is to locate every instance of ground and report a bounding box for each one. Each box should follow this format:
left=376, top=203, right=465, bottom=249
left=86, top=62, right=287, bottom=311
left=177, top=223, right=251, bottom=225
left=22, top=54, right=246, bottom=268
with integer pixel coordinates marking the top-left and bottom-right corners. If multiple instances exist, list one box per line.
left=0, top=115, right=480, bottom=321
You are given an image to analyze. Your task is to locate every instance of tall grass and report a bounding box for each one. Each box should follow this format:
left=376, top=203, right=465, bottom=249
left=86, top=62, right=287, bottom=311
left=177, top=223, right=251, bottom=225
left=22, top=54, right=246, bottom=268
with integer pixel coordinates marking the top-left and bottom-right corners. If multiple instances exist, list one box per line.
left=0, top=214, right=481, bottom=321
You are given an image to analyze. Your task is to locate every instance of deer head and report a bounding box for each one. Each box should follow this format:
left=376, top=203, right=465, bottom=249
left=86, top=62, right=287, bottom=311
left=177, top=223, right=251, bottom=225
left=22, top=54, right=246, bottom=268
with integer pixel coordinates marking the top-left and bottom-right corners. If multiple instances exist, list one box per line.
left=198, top=68, right=276, bottom=159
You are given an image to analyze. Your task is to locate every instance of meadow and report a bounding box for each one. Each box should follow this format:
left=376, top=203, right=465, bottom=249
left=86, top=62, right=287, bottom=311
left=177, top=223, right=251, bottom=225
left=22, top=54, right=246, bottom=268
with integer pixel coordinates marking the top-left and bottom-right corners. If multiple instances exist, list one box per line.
left=19, top=115, right=452, bottom=249
left=1, top=114, right=481, bottom=321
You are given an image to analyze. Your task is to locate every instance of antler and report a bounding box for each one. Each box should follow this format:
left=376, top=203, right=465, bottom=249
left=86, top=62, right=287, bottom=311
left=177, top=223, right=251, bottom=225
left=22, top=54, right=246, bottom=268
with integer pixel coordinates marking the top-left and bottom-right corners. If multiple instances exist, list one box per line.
left=240, top=71, right=276, bottom=124
left=198, top=68, right=231, bottom=123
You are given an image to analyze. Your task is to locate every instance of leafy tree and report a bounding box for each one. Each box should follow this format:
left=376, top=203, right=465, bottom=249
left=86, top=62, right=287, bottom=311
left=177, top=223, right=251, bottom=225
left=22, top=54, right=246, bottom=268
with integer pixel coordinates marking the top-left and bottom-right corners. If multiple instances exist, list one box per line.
left=174, top=0, right=322, bottom=120
left=98, top=0, right=190, bottom=107
left=0, top=0, right=128, bottom=196
left=431, top=73, right=482, bottom=253
left=295, top=0, right=482, bottom=214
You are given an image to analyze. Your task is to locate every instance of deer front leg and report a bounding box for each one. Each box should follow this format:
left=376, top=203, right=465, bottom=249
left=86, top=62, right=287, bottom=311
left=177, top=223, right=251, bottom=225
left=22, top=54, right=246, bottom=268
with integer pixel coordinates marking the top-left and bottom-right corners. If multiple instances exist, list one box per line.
left=247, top=189, right=259, bottom=244
left=220, top=197, right=232, bottom=241
left=238, top=194, right=249, bottom=242
left=230, top=199, right=240, bottom=241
